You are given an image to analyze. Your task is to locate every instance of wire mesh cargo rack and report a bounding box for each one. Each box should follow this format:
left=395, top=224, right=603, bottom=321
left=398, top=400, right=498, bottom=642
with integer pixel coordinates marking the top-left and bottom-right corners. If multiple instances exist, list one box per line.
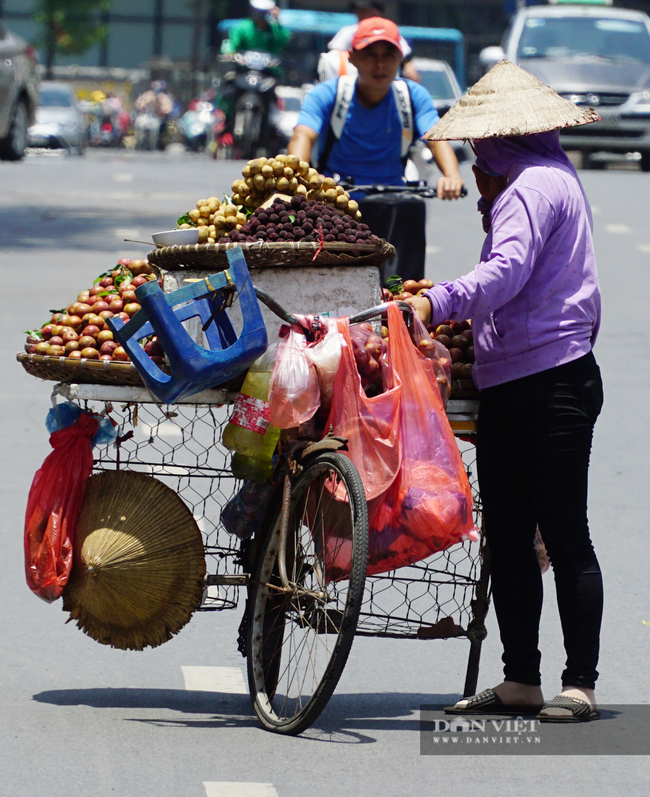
left=55, top=383, right=489, bottom=694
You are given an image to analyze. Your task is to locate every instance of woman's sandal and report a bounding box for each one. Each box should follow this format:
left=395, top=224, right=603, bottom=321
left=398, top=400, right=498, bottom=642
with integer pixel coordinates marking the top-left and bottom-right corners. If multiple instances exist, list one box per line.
left=536, top=695, right=600, bottom=723
left=444, top=687, right=544, bottom=716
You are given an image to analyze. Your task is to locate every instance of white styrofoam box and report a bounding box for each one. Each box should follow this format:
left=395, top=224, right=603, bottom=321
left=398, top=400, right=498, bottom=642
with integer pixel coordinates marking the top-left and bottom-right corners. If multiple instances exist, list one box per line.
left=164, top=265, right=382, bottom=344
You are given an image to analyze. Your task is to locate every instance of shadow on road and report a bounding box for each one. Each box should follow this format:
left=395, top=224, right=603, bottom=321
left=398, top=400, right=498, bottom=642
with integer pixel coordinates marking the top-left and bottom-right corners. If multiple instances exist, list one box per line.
left=32, top=687, right=461, bottom=742
left=0, top=205, right=171, bottom=252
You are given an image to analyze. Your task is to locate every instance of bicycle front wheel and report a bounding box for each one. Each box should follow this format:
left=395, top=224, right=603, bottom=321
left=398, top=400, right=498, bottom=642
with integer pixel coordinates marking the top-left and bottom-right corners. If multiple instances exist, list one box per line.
left=247, top=451, right=368, bottom=734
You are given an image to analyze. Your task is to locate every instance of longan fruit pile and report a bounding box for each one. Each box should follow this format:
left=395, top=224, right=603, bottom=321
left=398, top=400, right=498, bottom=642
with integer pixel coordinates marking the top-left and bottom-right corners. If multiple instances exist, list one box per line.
left=231, top=154, right=360, bottom=220
left=178, top=196, right=248, bottom=244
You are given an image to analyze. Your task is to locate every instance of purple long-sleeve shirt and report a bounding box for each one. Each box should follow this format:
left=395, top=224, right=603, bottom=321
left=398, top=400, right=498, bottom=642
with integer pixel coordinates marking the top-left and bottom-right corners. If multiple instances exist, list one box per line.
left=425, top=131, right=601, bottom=390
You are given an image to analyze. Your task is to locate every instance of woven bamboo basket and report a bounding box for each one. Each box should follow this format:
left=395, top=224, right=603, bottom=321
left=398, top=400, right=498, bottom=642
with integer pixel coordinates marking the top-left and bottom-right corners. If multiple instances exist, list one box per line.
left=17, top=351, right=247, bottom=392
left=17, top=351, right=145, bottom=386
left=147, top=239, right=396, bottom=271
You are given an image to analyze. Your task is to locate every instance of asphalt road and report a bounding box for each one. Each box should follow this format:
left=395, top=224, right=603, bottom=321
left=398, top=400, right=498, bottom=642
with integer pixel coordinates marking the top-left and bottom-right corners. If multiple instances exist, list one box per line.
left=1, top=148, right=649, bottom=796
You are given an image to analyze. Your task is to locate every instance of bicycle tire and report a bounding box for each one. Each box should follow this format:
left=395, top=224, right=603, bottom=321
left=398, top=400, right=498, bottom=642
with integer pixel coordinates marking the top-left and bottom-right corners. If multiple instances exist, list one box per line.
left=247, top=451, right=368, bottom=735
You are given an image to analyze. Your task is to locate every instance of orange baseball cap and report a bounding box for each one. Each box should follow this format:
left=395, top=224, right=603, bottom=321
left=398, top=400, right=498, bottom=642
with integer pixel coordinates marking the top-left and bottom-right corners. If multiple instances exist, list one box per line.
left=351, top=17, right=403, bottom=55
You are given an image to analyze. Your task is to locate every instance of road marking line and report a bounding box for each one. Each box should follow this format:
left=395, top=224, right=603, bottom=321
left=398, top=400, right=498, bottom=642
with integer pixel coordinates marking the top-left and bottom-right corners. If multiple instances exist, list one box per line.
left=605, top=223, right=631, bottom=234
left=204, top=784, right=278, bottom=797
left=182, top=666, right=247, bottom=694
left=113, top=173, right=134, bottom=182
left=637, top=244, right=650, bottom=253
left=426, top=245, right=441, bottom=254
left=115, top=228, right=142, bottom=238
left=138, top=421, right=182, bottom=437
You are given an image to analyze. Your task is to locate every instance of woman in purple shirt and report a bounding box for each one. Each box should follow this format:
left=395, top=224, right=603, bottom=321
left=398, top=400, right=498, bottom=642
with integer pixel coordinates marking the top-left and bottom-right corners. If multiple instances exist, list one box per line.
left=408, top=62, right=604, bottom=722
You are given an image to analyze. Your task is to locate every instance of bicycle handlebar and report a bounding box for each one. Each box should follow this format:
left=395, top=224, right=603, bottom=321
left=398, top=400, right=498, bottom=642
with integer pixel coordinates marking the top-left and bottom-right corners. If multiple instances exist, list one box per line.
left=338, top=182, right=468, bottom=199
left=254, top=286, right=412, bottom=329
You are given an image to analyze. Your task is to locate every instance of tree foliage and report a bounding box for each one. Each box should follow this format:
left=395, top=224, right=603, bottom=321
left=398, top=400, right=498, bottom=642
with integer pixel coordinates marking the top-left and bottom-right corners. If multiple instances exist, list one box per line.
left=34, top=0, right=111, bottom=58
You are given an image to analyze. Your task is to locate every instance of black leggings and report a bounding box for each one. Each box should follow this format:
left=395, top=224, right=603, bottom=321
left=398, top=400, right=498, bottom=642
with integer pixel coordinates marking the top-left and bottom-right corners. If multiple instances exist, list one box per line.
left=476, top=352, right=604, bottom=690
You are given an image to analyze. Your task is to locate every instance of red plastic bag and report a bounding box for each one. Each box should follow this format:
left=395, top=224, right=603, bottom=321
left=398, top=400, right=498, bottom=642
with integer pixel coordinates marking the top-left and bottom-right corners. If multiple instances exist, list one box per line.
left=409, top=314, right=452, bottom=408
left=24, top=412, right=98, bottom=602
left=326, top=304, right=476, bottom=577
left=326, top=317, right=402, bottom=501
left=269, top=322, right=321, bottom=429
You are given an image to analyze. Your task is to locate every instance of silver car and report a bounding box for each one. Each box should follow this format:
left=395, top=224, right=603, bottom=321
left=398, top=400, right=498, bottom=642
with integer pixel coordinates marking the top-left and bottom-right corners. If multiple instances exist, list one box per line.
left=481, top=3, right=650, bottom=170
left=0, top=20, right=39, bottom=160
left=411, top=57, right=471, bottom=163
left=28, top=81, right=86, bottom=155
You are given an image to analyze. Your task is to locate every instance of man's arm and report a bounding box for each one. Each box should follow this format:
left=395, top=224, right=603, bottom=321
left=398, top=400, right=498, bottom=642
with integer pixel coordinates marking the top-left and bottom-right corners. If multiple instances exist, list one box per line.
left=288, top=124, right=319, bottom=164
left=426, top=140, right=464, bottom=200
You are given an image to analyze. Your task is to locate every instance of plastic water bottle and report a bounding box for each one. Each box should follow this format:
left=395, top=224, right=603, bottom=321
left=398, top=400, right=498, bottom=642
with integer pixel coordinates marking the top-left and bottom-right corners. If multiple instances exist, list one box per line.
left=230, top=422, right=281, bottom=482
left=222, top=347, right=276, bottom=458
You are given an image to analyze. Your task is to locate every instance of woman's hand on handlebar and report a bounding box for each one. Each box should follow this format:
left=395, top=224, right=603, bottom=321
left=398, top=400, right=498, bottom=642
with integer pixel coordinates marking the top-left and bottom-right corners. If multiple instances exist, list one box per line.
left=436, top=174, right=465, bottom=200
left=403, top=295, right=432, bottom=326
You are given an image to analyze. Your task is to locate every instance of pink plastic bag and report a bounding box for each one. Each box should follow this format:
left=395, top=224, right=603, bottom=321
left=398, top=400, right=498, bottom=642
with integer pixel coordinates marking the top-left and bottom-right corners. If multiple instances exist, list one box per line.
left=268, top=323, right=321, bottom=429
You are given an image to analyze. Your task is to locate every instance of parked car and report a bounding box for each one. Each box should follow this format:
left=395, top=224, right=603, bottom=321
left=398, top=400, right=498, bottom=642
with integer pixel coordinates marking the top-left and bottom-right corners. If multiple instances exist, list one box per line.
left=272, top=85, right=308, bottom=144
left=481, top=2, right=650, bottom=169
left=0, top=20, right=39, bottom=160
left=411, top=57, right=470, bottom=164
left=27, top=81, right=86, bottom=155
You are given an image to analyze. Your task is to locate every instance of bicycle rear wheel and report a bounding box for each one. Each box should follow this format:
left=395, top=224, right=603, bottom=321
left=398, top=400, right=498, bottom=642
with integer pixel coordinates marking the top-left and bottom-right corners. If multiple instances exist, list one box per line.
left=247, top=451, right=368, bottom=735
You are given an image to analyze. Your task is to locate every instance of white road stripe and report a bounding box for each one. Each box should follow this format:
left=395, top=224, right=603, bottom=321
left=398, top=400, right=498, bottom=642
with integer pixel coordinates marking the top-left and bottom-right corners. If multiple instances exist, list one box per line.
left=637, top=244, right=650, bottom=253
left=604, top=223, right=631, bottom=234
left=115, top=228, right=142, bottom=238
left=426, top=245, right=441, bottom=254
left=204, top=784, right=278, bottom=797
left=182, top=666, right=247, bottom=694
left=112, top=173, right=134, bottom=182
left=138, top=420, right=183, bottom=438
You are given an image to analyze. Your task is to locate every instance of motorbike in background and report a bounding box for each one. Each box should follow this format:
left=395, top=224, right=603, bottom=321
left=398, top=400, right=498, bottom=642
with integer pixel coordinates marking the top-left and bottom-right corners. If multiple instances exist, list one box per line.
left=221, top=50, right=284, bottom=159
left=179, top=100, right=218, bottom=153
left=133, top=110, right=160, bottom=151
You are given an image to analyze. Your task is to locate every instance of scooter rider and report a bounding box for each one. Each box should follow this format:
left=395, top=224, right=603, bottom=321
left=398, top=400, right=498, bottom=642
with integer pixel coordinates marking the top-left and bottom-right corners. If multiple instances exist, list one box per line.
left=219, top=0, right=291, bottom=147
left=223, top=0, right=290, bottom=58
left=288, top=17, right=464, bottom=281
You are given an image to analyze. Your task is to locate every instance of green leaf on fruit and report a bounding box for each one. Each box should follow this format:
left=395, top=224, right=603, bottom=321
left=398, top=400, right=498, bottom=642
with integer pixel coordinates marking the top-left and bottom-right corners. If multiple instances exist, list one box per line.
left=386, top=275, right=404, bottom=295
left=176, top=213, right=195, bottom=228
left=93, top=267, right=115, bottom=285
left=24, top=329, right=43, bottom=338
left=288, top=214, right=296, bottom=223
left=49, top=308, right=66, bottom=315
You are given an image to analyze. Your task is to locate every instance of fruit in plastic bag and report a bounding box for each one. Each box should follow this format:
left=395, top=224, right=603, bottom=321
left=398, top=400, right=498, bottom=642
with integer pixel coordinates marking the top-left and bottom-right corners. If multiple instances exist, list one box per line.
left=326, top=304, right=477, bottom=578
left=410, top=314, right=452, bottom=407
left=303, top=317, right=343, bottom=413
left=268, top=323, right=321, bottom=429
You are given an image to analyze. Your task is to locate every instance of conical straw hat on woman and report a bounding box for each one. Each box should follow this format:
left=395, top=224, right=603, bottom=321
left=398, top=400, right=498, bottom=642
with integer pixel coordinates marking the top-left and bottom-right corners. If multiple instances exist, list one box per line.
left=425, top=59, right=600, bottom=141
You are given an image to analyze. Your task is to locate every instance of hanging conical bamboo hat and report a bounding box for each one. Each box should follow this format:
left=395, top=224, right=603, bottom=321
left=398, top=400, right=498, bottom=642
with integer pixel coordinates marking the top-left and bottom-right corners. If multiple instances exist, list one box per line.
left=425, top=60, right=601, bottom=141
left=62, top=471, right=206, bottom=651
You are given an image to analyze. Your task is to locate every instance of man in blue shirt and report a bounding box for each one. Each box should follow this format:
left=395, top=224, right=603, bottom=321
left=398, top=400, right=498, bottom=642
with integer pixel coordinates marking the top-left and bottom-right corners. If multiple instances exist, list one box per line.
left=288, top=17, right=464, bottom=199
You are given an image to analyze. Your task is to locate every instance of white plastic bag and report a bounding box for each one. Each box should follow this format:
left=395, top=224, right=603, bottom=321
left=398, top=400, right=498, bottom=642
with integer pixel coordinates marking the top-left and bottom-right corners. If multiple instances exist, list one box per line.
left=304, top=318, right=344, bottom=412
left=268, top=324, right=321, bottom=429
